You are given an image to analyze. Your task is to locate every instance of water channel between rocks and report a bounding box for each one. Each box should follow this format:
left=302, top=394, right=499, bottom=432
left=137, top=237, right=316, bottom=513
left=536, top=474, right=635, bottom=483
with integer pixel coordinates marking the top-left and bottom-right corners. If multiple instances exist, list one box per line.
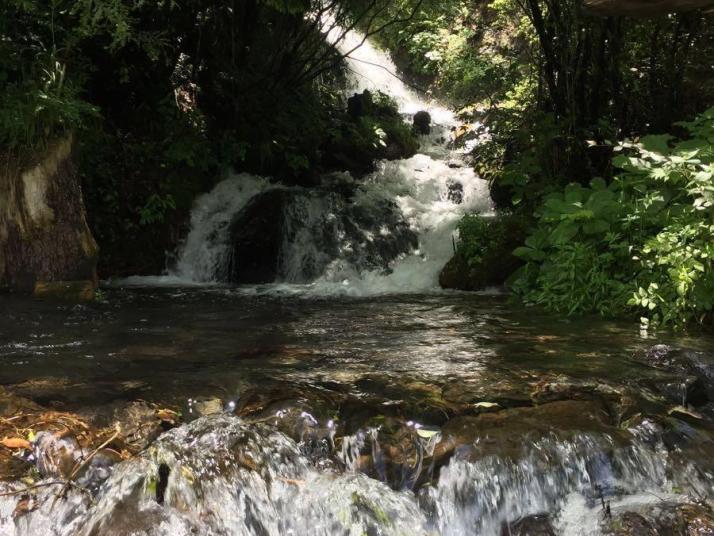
left=1, top=290, right=714, bottom=535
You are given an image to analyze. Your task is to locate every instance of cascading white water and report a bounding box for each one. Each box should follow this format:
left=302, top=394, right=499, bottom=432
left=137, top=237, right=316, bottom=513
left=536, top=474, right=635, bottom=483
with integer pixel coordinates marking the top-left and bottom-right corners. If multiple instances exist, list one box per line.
left=3, top=416, right=711, bottom=536
left=143, top=26, right=492, bottom=295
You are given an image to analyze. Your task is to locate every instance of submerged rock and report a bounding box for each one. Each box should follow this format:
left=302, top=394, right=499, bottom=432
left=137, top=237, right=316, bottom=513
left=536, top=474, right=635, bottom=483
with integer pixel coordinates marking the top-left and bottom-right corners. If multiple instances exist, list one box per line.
left=501, top=514, right=556, bottom=536
left=33, top=280, right=95, bottom=302
left=635, top=345, right=714, bottom=407
left=637, top=345, right=713, bottom=379
left=434, top=400, right=617, bottom=463
left=606, top=502, right=714, bottom=536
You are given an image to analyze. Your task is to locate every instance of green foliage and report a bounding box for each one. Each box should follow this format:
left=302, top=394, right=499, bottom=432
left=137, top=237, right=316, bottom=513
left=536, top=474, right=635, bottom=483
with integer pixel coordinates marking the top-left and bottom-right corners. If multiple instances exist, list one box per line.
left=456, top=214, right=492, bottom=268
left=448, top=212, right=530, bottom=290
left=324, top=91, right=418, bottom=173
left=360, top=0, right=527, bottom=107
left=138, top=194, right=176, bottom=226
left=457, top=212, right=530, bottom=268
left=513, top=108, right=714, bottom=328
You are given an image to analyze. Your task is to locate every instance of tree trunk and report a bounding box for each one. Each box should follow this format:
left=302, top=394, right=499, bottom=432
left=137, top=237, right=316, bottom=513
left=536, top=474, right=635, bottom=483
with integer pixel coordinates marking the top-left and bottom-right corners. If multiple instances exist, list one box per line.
left=0, top=135, right=99, bottom=292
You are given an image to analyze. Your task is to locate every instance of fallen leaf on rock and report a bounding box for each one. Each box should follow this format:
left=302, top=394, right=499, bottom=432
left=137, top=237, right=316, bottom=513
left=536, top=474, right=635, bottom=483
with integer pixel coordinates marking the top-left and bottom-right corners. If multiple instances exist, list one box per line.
left=1, top=437, right=31, bottom=450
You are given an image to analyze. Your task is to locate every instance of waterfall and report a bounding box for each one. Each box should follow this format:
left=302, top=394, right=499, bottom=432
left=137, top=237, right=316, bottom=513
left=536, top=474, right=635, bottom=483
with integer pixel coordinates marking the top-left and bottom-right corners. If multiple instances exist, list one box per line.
left=119, top=28, right=492, bottom=294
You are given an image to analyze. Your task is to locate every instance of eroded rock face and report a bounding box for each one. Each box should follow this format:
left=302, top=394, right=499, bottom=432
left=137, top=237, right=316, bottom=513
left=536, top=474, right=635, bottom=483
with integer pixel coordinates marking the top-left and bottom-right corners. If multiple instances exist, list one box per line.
left=501, top=514, right=556, bottom=536
left=0, top=136, right=98, bottom=292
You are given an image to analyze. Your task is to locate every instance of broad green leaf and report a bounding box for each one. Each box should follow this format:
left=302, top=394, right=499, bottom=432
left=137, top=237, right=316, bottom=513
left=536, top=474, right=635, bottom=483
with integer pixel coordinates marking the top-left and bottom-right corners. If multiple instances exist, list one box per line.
left=640, top=134, right=673, bottom=155
left=549, top=221, right=579, bottom=244
left=590, top=177, right=607, bottom=191
left=582, top=219, right=610, bottom=235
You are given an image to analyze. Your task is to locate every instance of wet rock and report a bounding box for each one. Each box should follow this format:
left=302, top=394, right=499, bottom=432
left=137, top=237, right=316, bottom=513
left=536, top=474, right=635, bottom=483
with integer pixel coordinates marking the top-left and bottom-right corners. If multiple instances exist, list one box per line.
left=328, top=90, right=419, bottom=175
left=413, top=111, right=431, bottom=135
left=638, top=345, right=713, bottom=379
left=502, top=514, right=556, bottom=536
left=8, top=378, right=149, bottom=409
left=434, top=400, right=616, bottom=463
left=441, top=376, right=532, bottom=409
left=607, top=502, right=714, bottom=535
left=228, top=189, right=294, bottom=284
left=636, top=345, right=713, bottom=406
left=32, top=429, right=121, bottom=490
left=338, top=416, right=440, bottom=490
left=608, top=511, right=658, bottom=535
left=0, top=387, right=42, bottom=417
left=186, top=397, right=224, bottom=419
left=112, top=401, right=175, bottom=450
left=451, top=123, right=478, bottom=148
left=529, top=376, right=651, bottom=426
left=446, top=181, right=463, bottom=204
left=652, top=375, right=709, bottom=407
left=33, top=280, right=95, bottom=302
left=347, top=90, right=373, bottom=118
left=77, top=448, right=123, bottom=491
left=33, top=431, right=81, bottom=479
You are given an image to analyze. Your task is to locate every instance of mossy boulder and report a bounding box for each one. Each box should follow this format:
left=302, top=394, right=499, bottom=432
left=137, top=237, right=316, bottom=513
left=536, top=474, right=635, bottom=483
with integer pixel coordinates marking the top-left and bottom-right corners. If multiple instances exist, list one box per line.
left=324, top=90, right=419, bottom=175
left=439, top=213, right=529, bottom=291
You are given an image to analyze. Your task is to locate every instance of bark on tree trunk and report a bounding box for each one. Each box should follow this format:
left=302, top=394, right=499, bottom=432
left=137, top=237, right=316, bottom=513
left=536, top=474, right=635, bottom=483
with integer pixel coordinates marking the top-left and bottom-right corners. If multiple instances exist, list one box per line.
left=0, top=135, right=99, bottom=292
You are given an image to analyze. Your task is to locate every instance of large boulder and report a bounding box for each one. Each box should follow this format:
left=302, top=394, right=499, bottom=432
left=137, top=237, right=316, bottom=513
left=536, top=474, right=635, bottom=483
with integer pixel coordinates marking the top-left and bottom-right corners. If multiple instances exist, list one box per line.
left=0, top=135, right=99, bottom=292
left=227, top=189, right=293, bottom=284
left=347, top=90, right=374, bottom=118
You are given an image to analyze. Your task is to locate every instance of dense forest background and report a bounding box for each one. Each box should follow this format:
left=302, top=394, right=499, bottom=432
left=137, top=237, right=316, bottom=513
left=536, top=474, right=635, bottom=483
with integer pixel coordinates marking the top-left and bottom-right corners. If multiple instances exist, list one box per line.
left=1, top=0, right=713, bottom=327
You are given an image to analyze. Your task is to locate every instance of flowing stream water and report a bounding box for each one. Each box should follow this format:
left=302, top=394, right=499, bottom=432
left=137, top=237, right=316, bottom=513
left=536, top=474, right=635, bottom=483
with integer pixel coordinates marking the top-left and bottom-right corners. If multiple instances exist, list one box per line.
left=2, top=26, right=714, bottom=536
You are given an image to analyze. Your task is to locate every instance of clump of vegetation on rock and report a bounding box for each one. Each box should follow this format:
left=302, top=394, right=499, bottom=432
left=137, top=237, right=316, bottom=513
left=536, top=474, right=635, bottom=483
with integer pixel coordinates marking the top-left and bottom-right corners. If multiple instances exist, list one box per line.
left=440, top=213, right=530, bottom=291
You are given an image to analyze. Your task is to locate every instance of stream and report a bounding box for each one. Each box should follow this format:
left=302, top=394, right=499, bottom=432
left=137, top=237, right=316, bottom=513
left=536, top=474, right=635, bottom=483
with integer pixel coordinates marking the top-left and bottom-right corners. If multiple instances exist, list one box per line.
left=1, top=291, right=714, bottom=535
left=2, top=25, right=714, bottom=536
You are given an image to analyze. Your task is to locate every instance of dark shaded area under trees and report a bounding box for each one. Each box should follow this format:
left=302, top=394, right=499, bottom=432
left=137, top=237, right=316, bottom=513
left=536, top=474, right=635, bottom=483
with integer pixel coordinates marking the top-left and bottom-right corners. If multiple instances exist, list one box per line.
left=0, top=0, right=422, bottom=277
left=1, top=0, right=713, bottom=326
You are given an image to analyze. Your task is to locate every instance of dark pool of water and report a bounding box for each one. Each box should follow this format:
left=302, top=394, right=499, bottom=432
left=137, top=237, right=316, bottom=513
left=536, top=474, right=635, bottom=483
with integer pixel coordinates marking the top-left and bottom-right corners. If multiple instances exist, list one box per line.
left=1, top=287, right=711, bottom=411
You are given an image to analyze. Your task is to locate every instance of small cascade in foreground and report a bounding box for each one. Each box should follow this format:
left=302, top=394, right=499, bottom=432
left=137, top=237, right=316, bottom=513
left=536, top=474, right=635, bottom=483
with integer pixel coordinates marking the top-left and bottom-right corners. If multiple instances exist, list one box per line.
left=159, top=28, right=491, bottom=295
left=2, top=415, right=712, bottom=536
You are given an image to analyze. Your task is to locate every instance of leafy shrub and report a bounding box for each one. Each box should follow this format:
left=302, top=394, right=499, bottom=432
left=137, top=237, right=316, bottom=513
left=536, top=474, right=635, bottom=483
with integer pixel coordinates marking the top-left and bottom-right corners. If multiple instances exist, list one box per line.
left=512, top=107, right=714, bottom=328
left=441, top=212, right=530, bottom=290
